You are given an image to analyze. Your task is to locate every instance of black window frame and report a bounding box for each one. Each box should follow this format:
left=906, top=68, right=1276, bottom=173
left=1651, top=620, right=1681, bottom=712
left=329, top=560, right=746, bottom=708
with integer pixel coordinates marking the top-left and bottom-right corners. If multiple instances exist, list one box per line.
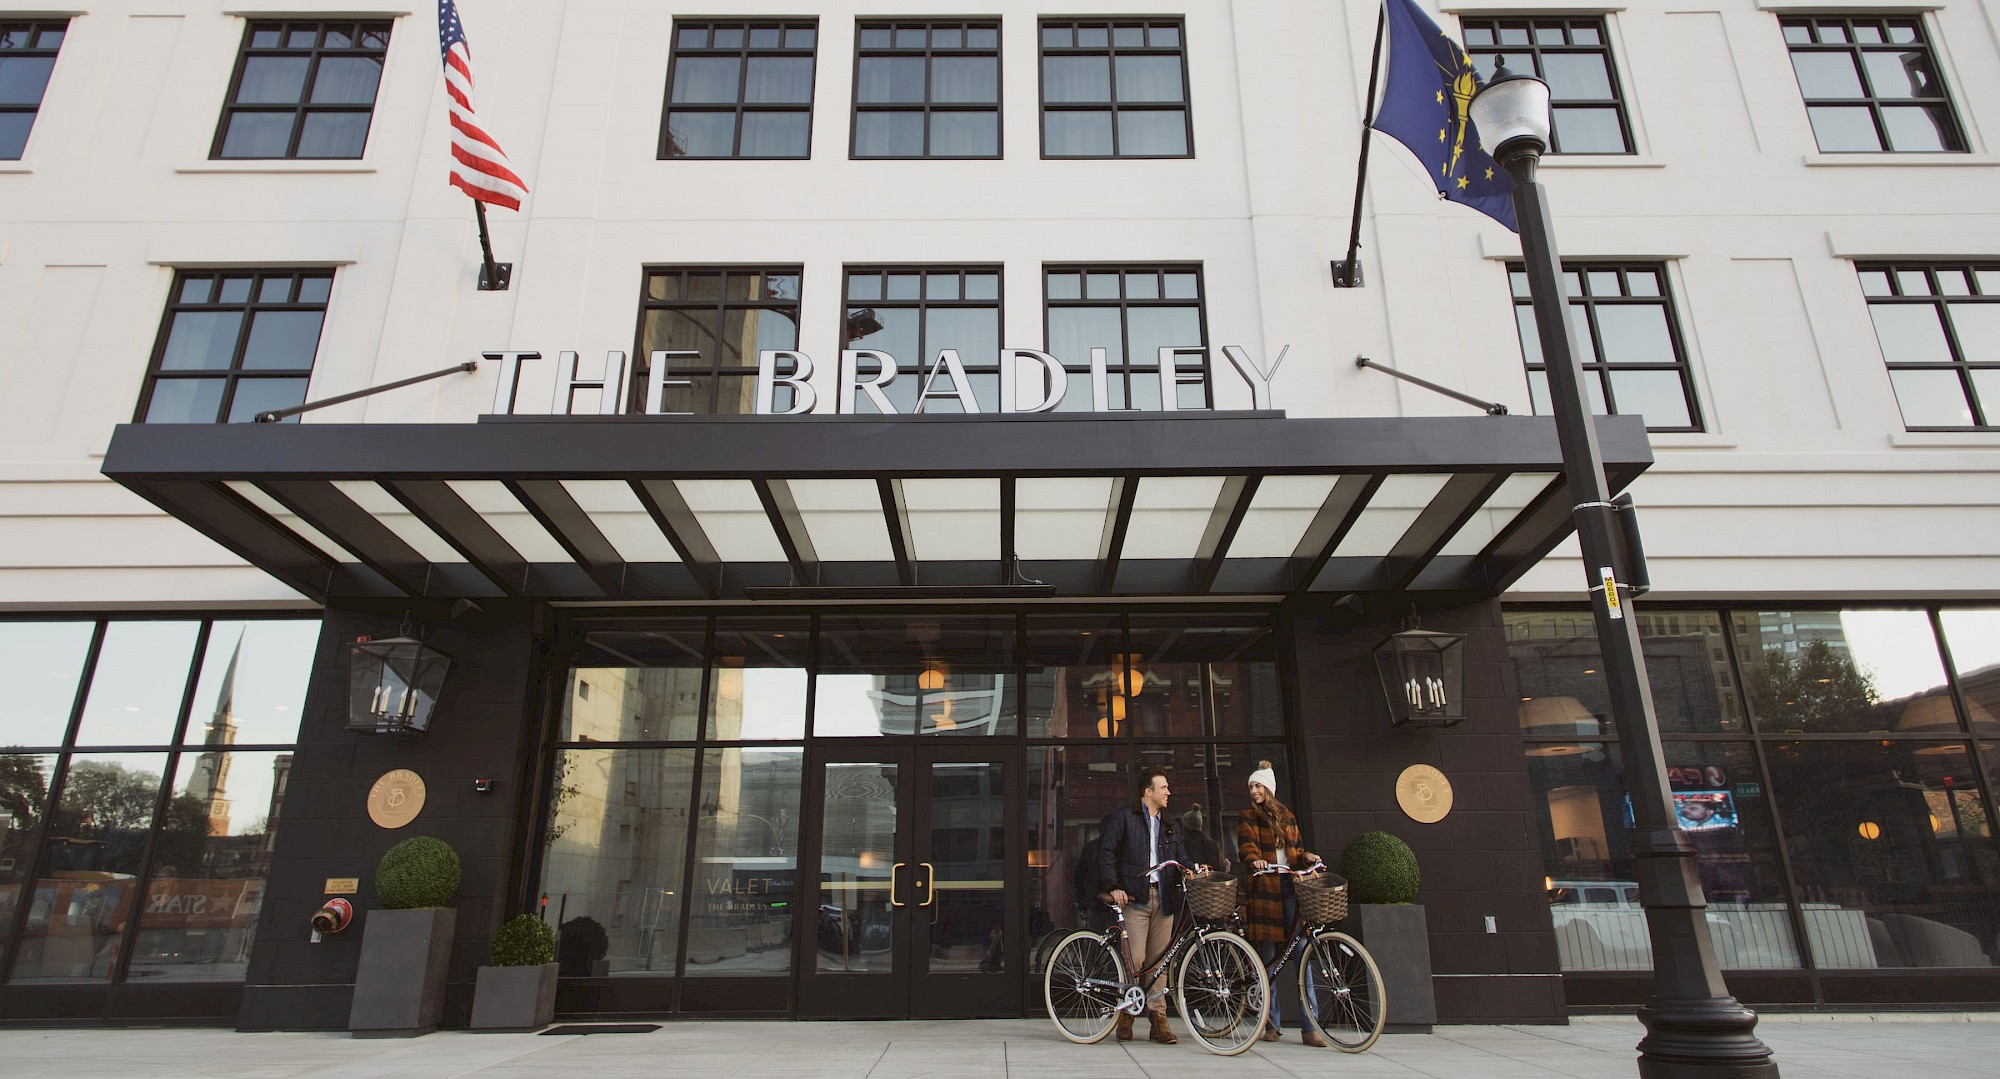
left=1043, top=264, right=1212, bottom=412
left=1460, top=15, right=1634, bottom=155
left=632, top=266, right=805, bottom=415
left=1857, top=262, right=2000, bottom=431
left=1038, top=18, right=1193, bottom=159
left=0, top=19, right=68, bottom=161
left=1508, top=261, right=1702, bottom=433
left=660, top=19, right=819, bottom=160
left=210, top=20, right=392, bottom=161
left=1780, top=14, right=1965, bottom=154
left=134, top=269, right=334, bottom=425
left=849, top=20, right=1002, bottom=160
left=841, top=265, right=1005, bottom=413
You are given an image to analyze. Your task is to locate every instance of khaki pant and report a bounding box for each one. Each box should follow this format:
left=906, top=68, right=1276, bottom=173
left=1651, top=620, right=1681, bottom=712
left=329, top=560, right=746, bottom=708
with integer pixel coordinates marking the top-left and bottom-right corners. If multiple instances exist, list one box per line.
left=1121, top=885, right=1174, bottom=1014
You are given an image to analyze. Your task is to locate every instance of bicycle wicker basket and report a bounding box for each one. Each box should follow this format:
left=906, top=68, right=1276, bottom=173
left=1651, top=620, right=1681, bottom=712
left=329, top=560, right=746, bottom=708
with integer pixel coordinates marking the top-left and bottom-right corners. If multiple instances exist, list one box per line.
left=1182, top=871, right=1241, bottom=921
left=1295, top=872, right=1350, bottom=924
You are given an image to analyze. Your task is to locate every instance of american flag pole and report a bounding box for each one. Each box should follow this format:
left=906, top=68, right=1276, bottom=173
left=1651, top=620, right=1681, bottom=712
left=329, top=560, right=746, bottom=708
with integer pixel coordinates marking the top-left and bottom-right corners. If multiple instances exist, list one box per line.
left=440, top=0, right=528, bottom=290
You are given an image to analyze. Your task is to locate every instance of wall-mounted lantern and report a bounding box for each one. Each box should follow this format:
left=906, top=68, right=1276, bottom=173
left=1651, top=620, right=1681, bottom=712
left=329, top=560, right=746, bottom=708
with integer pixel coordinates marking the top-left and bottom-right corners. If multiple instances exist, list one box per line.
left=1373, top=627, right=1467, bottom=728
left=347, top=636, right=452, bottom=735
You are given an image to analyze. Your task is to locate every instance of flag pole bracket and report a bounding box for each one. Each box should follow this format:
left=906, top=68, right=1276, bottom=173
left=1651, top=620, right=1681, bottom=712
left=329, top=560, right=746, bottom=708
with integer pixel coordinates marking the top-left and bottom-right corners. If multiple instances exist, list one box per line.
left=478, top=262, right=513, bottom=291
left=1330, top=259, right=1365, bottom=289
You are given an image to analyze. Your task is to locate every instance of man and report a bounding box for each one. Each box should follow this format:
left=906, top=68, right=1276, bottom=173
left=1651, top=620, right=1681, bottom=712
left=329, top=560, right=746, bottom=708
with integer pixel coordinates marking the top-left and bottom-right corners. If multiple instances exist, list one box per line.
left=1098, top=766, right=1185, bottom=1044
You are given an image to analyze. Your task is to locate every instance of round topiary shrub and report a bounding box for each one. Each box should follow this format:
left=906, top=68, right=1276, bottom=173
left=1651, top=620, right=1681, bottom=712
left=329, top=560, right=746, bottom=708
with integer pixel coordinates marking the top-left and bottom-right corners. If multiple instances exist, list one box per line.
left=489, top=913, right=556, bottom=967
left=1339, top=830, right=1421, bottom=904
left=375, top=835, right=460, bottom=910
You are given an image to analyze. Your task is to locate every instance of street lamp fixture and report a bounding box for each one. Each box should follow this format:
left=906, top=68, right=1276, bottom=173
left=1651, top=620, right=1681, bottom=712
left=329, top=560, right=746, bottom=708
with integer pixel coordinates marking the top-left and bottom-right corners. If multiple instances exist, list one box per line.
left=1469, top=59, right=1778, bottom=1078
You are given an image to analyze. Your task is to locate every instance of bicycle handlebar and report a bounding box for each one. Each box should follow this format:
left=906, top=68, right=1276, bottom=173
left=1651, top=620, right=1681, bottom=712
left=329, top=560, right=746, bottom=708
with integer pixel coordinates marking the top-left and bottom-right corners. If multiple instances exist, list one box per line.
left=1250, top=862, right=1327, bottom=877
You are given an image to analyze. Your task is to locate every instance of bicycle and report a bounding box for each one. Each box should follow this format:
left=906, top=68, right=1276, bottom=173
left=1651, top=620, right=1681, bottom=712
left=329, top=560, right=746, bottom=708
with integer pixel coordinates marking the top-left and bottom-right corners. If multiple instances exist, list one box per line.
left=1254, top=864, right=1386, bottom=1052
left=1042, top=859, right=1270, bottom=1055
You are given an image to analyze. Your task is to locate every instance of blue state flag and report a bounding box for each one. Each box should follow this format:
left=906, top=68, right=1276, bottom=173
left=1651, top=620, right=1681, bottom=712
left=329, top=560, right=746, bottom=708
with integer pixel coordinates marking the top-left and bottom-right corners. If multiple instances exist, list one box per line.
left=1370, top=0, right=1516, bottom=231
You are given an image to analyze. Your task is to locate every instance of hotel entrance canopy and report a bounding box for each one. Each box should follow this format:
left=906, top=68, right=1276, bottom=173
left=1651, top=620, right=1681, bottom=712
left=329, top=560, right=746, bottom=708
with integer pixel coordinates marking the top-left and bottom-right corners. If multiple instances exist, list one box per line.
left=101, top=413, right=1651, bottom=604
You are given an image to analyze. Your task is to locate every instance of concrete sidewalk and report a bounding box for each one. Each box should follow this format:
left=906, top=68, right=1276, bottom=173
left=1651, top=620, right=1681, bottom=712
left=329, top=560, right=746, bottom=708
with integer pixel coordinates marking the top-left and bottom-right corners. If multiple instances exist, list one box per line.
left=1, top=1015, right=1994, bottom=1079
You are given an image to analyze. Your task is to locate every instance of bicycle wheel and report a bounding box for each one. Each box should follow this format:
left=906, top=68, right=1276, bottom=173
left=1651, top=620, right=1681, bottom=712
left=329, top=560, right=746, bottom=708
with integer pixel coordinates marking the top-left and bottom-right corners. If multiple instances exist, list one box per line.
left=1044, top=930, right=1127, bottom=1044
left=1174, top=931, right=1269, bottom=1056
left=1299, top=930, right=1385, bottom=1052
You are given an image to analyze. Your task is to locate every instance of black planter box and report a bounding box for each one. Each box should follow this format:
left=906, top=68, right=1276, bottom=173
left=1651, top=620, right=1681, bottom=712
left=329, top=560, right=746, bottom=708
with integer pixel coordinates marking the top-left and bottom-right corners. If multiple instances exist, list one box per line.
left=348, top=908, right=456, bottom=1037
left=1348, top=903, right=1436, bottom=1033
left=471, top=963, right=558, bottom=1032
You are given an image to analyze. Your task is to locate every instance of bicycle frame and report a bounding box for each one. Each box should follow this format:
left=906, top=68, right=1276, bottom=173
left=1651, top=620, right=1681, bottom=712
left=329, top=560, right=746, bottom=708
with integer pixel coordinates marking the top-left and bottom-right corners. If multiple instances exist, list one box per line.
left=1077, top=860, right=1234, bottom=1016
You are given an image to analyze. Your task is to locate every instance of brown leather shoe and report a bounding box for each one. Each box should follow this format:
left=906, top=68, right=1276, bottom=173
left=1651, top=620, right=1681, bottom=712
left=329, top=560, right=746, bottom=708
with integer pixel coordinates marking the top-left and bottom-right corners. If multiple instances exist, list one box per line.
left=1301, top=1028, right=1328, bottom=1048
left=1148, top=1013, right=1179, bottom=1044
left=1260, top=1026, right=1282, bottom=1042
left=1115, top=1012, right=1134, bottom=1041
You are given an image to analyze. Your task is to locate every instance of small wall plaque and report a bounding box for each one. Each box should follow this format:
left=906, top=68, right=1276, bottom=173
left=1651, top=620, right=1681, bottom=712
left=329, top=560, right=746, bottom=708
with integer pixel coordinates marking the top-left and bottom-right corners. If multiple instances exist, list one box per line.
left=1395, top=764, right=1454, bottom=824
left=325, top=877, right=360, bottom=895
left=367, top=768, right=427, bottom=829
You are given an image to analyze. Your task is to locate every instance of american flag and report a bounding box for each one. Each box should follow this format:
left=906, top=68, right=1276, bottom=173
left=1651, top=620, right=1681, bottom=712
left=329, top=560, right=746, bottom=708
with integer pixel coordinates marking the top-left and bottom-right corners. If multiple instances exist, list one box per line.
left=439, top=0, right=527, bottom=209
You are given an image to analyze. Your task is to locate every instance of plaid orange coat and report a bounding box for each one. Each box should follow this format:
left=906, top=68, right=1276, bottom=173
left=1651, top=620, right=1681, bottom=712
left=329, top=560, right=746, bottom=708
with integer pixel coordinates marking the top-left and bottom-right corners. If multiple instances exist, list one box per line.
left=1236, top=804, right=1314, bottom=943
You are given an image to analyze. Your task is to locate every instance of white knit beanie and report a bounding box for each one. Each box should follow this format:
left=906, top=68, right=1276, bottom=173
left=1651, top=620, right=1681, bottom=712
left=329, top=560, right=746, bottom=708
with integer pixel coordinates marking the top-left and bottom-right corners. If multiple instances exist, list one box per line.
left=1248, top=760, right=1278, bottom=795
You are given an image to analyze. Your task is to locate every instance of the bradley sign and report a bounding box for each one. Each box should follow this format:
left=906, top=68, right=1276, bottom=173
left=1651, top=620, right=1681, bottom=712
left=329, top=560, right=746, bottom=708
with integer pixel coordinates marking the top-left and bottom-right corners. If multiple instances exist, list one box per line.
left=485, top=344, right=1290, bottom=416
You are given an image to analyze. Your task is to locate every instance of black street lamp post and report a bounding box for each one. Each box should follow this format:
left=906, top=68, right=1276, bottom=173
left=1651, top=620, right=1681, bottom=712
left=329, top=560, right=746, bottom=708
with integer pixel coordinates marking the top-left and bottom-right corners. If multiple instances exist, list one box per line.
left=1469, top=64, right=1779, bottom=1078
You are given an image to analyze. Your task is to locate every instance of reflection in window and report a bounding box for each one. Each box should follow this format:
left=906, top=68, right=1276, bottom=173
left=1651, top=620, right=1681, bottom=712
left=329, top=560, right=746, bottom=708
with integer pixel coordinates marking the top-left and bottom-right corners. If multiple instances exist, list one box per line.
left=137, top=270, right=331, bottom=425
left=1026, top=745, right=1129, bottom=942
left=842, top=267, right=1002, bottom=414
left=686, top=748, right=800, bottom=974
left=1781, top=16, right=1963, bottom=153
left=568, top=623, right=709, bottom=741
left=540, top=748, right=695, bottom=976
left=1509, top=609, right=1743, bottom=735
left=814, top=616, right=1017, bottom=737
left=709, top=618, right=808, bottom=740
left=11, top=753, right=169, bottom=981
left=636, top=267, right=802, bottom=414
left=662, top=20, right=817, bottom=158
left=1045, top=265, right=1208, bottom=411
left=853, top=21, right=1000, bottom=158
left=0, top=20, right=68, bottom=159
left=1040, top=19, right=1191, bottom=157
left=1462, top=17, right=1632, bottom=154
left=1941, top=610, right=2000, bottom=734
left=1509, top=262, right=1698, bottom=431
left=73, top=622, right=201, bottom=746
left=1025, top=617, right=1121, bottom=738
left=1732, top=610, right=1948, bottom=734
left=0, top=621, right=93, bottom=747
left=181, top=621, right=318, bottom=747
left=1857, top=263, right=2000, bottom=430
left=0, top=753, right=58, bottom=965
left=212, top=20, right=390, bottom=159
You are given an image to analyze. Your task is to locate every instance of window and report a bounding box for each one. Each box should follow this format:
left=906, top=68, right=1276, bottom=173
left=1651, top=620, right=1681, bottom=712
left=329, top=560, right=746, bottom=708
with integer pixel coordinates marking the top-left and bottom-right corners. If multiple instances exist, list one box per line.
left=0, top=20, right=66, bottom=160
left=1040, top=19, right=1190, bottom=158
left=635, top=268, right=802, bottom=414
left=136, top=270, right=332, bottom=424
left=1509, top=263, right=1698, bottom=431
left=1859, top=263, right=2000, bottom=429
left=662, top=20, right=816, bottom=158
left=1781, top=15, right=1963, bottom=152
left=1045, top=266, right=1208, bottom=411
left=842, top=266, right=1001, bottom=412
left=852, top=21, right=1000, bottom=158
left=1462, top=17, right=1631, bottom=154
left=212, top=21, right=389, bottom=159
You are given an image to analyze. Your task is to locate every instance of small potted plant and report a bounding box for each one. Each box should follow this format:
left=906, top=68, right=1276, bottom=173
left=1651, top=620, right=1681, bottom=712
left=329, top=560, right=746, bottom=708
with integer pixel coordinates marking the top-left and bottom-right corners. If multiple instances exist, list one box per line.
left=1339, top=830, right=1435, bottom=1032
left=348, top=836, right=460, bottom=1037
left=471, top=914, right=559, bottom=1031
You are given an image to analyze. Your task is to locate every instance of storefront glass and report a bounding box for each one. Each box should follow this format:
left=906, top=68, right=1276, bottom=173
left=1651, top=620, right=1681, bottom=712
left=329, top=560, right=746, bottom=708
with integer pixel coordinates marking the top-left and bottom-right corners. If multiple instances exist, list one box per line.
left=687, top=747, right=800, bottom=975
left=541, top=747, right=696, bottom=976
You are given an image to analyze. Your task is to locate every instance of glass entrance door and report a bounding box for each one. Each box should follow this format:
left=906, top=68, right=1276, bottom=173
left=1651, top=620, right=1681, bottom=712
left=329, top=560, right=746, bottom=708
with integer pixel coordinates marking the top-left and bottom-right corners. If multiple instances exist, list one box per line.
left=798, top=745, right=1018, bottom=1017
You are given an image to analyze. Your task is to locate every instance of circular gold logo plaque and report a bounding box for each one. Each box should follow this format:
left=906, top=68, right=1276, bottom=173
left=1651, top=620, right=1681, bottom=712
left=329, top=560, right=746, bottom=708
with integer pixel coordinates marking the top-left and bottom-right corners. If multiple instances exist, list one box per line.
left=1395, top=765, right=1453, bottom=824
left=367, top=769, right=427, bottom=829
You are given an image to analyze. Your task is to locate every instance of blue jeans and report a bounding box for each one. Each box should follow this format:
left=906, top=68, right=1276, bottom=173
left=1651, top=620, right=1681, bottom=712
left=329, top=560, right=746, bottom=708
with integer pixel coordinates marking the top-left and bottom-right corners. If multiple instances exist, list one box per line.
left=1255, top=878, right=1305, bottom=1030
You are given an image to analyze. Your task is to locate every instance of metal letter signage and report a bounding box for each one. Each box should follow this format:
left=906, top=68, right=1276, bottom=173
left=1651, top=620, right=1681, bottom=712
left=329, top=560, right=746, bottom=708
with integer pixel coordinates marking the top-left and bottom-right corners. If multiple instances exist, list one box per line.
left=483, top=344, right=1293, bottom=417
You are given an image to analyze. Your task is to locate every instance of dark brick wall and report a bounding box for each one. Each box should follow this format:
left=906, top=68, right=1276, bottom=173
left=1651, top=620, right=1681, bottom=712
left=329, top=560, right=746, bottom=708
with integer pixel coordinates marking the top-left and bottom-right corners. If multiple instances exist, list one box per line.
left=238, top=603, right=547, bottom=1031
left=1284, top=597, right=1566, bottom=1024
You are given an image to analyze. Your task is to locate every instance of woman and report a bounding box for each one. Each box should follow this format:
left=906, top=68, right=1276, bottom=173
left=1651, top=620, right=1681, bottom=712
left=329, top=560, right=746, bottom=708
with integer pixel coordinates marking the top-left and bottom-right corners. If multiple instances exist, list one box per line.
left=1237, top=761, right=1327, bottom=1046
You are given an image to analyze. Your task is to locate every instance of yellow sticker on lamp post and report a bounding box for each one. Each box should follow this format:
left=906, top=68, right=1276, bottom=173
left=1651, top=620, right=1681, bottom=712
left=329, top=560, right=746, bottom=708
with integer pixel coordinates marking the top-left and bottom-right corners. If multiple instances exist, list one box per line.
left=1601, top=567, right=1622, bottom=619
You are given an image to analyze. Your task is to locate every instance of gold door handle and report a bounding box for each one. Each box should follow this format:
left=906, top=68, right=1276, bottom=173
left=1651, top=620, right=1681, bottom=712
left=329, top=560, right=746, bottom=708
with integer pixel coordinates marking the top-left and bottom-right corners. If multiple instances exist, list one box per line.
left=917, top=862, right=937, bottom=908
left=890, top=862, right=907, bottom=907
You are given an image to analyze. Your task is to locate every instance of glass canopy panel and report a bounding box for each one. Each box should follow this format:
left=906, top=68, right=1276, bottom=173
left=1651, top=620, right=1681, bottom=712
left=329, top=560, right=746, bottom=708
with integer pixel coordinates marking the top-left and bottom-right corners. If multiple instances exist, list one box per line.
left=1438, top=472, right=1558, bottom=556
left=329, top=479, right=464, bottom=562
left=443, top=480, right=573, bottom=562
left=226, top=480, right=362, bottom=562
left=787, top=480, right=893, bottom=561
left=1224, top=475, right=1338, bottom=558
left=1329, top=474, right=1451, bottom=558
left=1121, top=476, right=1227, bottom=559
left=900, top=478, right=1000, bottom=561
left=1014, top=477, right=1113, bottom=560
left=674, top=480, right=788, bottom=561
left=560, top=480, right=680, bottom=562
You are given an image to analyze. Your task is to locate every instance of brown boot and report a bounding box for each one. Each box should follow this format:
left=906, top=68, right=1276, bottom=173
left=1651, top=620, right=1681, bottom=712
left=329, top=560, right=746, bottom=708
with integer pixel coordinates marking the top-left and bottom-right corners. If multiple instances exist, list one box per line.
left=1148, top=1012, right=1178, bottom=1044
left=1301, top=1028, right=1328, bottom=1048
left=1115, top=1011, right=1134, bottom=1041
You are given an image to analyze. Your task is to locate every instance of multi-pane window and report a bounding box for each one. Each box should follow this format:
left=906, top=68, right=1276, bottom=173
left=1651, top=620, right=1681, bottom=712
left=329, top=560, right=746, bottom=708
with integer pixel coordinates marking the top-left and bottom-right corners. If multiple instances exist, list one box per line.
left=1510, top=263, right=1699, bottom=431
left=136, top=270, right=332, bottom=424
left=636, top=268, right=802, bottom=414
left=1040, top=19, right=1191, bottom=158
left=852, top=21, right=1000, bottom=158
left=1045, top=266, right=1208, bottom=411
left=843, top=267, right=1001, bottom=412
left=0, top=20, right=66, bottom=160
left=1781, top=15, right=1963, bottom=153
left=212, top=21, right=390, bottom=159
left=1462, top=17, right=1631, bottom=154
left=661, top=21, right=817, bottom=158
left=1858, top=263, right=2000, bottom=429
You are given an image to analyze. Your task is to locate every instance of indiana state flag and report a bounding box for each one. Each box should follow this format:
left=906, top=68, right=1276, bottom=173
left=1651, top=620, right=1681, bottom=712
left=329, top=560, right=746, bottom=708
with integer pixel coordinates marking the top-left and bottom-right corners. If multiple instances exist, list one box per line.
left=1371, top=0, right=1516, bottom=231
